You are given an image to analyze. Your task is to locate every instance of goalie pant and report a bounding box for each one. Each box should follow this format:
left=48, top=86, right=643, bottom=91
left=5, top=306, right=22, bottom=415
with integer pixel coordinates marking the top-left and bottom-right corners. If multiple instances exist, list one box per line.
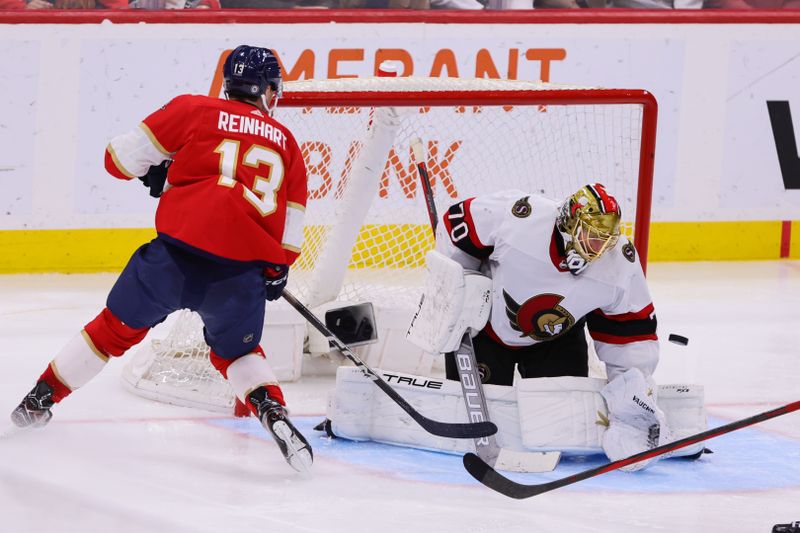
left=325, top=366, right=706, bottom=460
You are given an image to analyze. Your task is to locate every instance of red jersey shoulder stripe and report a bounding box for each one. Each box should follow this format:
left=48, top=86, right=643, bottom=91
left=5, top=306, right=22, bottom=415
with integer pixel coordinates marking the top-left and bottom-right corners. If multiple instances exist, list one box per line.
left=587, top=304, right=658, bottom=344
left=104, top=145, right=135, bottom=180
left=593, top=303, right=655, bottom=322
left=139, top=122, right=172, bottom=156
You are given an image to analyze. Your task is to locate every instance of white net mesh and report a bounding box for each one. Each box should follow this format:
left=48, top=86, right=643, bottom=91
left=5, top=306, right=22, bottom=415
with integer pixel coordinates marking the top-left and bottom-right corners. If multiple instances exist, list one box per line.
left=122, top=77, right=654, bottom=411
left=121, top=310, right=235, bottom=412
left=286, top=80, right=646, bottom=310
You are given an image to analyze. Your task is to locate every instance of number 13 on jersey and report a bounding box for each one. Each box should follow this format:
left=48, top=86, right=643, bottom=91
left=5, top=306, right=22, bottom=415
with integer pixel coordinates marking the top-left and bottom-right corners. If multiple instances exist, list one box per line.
left=215, top=139, right=285, bottom=216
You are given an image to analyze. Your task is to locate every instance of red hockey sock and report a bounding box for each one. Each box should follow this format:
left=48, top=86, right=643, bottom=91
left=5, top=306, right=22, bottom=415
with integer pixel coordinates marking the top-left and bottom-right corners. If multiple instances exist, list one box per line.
left=83, top=308, right=149, bottom=358
left=241, top=385, right=286, bottom=417
left=39, top=363, right=73, bottom=403
left=209, top=346, right=266, bottom=379
left=264, top=384, right=285, bottom=406
left=210, top=347, right=285, bottom=416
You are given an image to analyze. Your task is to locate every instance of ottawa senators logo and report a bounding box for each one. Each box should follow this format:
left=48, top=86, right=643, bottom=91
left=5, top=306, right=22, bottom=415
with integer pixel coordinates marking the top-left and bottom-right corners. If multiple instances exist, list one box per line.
left=477, top=363, right=491, bottom=383
left=503, top=290, right=575, bottom=341
left=622, top=240, right=636, bottom=263
left=511, top=196, right=532, bottom=218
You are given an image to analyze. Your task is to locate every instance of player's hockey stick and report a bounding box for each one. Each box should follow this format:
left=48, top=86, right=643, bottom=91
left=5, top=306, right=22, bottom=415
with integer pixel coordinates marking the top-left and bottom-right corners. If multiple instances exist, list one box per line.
left=463, top=399, right=800, bottom=499
left=453, top=332, right=561, bottom=473
left=282, top=290, right=497, bottom=440
left=411, top=138, right=561, bottom=473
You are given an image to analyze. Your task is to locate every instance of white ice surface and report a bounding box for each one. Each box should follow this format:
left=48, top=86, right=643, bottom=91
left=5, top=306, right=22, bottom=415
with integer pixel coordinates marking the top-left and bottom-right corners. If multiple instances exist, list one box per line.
left=0, top=262, right=798, bottom=533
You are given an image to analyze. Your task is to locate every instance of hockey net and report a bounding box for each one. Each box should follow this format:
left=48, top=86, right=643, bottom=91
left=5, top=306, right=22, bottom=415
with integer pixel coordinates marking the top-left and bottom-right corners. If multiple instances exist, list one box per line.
left=121, top=77, right=657, bottom=413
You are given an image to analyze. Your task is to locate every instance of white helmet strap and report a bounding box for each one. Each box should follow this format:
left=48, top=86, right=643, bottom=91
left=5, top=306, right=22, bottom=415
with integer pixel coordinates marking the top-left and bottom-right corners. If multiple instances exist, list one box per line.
left=262, top=92, right=279, bottom=117
left=556, top=226, right=588, bottom=275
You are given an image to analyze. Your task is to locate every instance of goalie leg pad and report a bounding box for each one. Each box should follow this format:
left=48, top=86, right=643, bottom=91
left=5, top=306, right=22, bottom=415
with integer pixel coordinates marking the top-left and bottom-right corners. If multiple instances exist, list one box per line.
left=516, top=376, right=608, bottom=451
left=657, top=383, right=707, bottom=458
left=406, top=250, right=492, bottom=354
left=326, top=367, right=707, bottom=460
left=328, top=366, right=523, bottom=453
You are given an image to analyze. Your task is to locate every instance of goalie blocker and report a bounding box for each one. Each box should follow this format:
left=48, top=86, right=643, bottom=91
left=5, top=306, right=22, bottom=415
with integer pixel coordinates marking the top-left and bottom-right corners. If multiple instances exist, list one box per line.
left=325, top=366, right=707, bottom=460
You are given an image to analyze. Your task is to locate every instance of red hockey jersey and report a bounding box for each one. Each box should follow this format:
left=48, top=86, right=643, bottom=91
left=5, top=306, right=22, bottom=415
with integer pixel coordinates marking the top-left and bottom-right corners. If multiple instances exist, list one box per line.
left=105, top=95, right=307, bottom=266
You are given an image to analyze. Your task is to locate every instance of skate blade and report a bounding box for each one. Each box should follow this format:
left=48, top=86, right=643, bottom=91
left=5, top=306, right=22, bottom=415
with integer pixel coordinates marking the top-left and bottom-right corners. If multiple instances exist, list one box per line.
left=9, top=414, right=48, bottom=432
left=1, top=422, right=31, bottom=439
left=272, top=420, right=313, bottom=474
left=10, top=406, right=52, bottom=430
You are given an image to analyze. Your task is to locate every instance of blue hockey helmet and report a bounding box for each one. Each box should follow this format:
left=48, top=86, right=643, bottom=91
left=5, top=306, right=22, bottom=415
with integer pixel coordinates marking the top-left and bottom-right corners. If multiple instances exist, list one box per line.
left=223, top=45, right=283, bottom=100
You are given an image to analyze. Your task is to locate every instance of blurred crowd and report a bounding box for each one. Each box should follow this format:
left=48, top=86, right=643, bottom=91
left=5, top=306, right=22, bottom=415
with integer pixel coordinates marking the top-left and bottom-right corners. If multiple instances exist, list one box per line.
left=1, top=0, right=796, bottom=13
left=0, top=0, right=221, bottom=8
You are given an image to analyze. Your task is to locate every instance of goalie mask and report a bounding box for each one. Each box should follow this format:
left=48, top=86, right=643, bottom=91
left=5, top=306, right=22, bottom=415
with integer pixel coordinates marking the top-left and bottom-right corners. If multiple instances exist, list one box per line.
left=223, top=45, right=283, bottom=115
left=557, top=183, right=622, bottom=275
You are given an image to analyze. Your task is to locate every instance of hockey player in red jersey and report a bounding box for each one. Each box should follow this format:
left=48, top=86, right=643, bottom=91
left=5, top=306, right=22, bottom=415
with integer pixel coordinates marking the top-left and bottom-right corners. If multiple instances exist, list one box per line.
left=10, top=45, right=313, bottom=473
left=434, top=184, right=671, bottom=470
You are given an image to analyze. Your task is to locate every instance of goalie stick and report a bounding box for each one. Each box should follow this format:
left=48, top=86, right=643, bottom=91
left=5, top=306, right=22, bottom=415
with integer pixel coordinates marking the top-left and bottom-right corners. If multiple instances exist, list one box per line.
left=463, top=399, right=800, bottom=499
left=282, top=290, right=496, bottom=440
left=411, top=138, right=561, bottom=473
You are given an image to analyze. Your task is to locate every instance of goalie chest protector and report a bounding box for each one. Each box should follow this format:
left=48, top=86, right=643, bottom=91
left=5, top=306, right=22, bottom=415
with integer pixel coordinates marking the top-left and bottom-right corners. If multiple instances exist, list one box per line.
left=467, top=191, right=650, bottom=349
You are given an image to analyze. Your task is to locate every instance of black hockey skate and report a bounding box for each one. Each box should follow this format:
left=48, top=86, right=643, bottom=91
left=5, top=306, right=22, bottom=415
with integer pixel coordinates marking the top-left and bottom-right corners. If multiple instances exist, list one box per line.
left=11, top=380, right=55, bottom=429
left=248, top=387, right=313, bottom=473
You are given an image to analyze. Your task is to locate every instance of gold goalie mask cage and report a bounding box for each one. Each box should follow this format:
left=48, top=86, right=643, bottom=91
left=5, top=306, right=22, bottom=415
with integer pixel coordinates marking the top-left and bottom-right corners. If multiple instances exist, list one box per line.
left=558, top=183, right=622, bottom=262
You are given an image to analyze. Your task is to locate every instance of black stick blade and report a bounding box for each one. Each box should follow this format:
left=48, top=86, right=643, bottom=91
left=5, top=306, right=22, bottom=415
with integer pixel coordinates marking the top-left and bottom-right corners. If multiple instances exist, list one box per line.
left=464, top=400, right=800, bottom=499
left=370, top=371, right=498, bottom=439
left=463, top=453, right=548, bottom=499
left=421, top=420, right=497, bottom=439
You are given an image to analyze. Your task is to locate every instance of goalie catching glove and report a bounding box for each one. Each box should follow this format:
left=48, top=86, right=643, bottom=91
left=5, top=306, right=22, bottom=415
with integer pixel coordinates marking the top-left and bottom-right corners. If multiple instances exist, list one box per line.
left=600, top=367, right=673, bottom=472
left=406, top=250, right=492, bottom=354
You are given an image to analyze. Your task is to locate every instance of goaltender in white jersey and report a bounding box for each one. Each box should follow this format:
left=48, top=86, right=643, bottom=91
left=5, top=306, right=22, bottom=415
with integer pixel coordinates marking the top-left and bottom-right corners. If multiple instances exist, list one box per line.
left=436, top=184, right=657, bottom=386
left=418, top=183, right=700, bottom=470
left=425, top=183, right=687, bottom=470
left=325, top=184, right=706, bottom=471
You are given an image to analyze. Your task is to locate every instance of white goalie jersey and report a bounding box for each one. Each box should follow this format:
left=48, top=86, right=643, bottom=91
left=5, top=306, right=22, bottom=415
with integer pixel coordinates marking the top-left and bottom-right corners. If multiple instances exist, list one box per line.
left=436, top=190, right=659, bottom=382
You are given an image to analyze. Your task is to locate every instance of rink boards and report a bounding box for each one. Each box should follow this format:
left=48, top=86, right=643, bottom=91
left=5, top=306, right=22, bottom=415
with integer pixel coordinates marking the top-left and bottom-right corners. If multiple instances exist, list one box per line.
left=0, top=14, right=799, bottom=270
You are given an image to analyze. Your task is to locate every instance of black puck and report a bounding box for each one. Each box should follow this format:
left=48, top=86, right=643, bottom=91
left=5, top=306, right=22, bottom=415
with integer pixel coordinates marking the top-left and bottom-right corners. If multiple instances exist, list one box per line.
left=668, top=334, right=689, bottom=346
